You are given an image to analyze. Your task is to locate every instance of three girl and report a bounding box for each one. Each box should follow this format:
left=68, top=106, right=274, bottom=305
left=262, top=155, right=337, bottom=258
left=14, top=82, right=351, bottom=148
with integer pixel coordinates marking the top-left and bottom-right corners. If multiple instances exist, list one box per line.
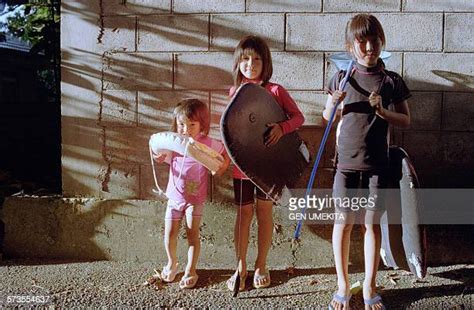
left=154, top=99, right=230, bottom=289
left=324, top=14, right=410, bottom=310
left=226, top=35, right=305, bottom=291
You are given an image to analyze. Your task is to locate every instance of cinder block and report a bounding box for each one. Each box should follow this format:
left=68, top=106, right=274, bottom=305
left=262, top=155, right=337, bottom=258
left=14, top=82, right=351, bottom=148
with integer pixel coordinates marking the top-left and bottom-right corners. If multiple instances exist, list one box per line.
left=62, top=78, right=101, bottom=118
left=105, top=127, right=157, bottom=164
left=287, top=14, right=350, bottom=51
left=61, top=8, right=102, bottom=52
left=103, top=52, right=173, bottom=90
left=442, top=92, right=474, bottom=131
left=173, top=0, right=245, bottom=13
left=174, top=52, right=234, bottom=90
left=101, top=90, right=137, bottom=127
left=211, top=165, right=234, bottom=202
left=138, top=91, right=210, bottom=129
left=402, top=131, right=442, bottom=171
left=210, top=91, right=228, bottom=130
left=62, top=120, right=105, bottom=197
left=289, top=91, right=327, bottom=127
left=376, top=13, right=443, bottom=52
left=138, top=15, right=209, bottom=52
left=408, top=92, right=442, bottom=131
left=140, top=163, right=170, bottom=200
left=404, top=53, right=474, bottom=91
left=246, top=0, right=322, bottom=13
left=100, top=16, right=136, bottom=52
left=210, top=14, right=284, bottom=51
left=288, top=12, right=441, bottom=52
left=440, top=132, right=474, bottom=169
left=382, top=52, right=403, bottom=75
left=103, top=0, right=171, bottom=15
left=100, top=163, right=140, bottom=199
left=272, top=52, right=324, bottom=90
left=445, top=13, right=474, bottom=52
left=403, top=0, right=474, bottom=12
left=323, top=0, right=400, bottom=12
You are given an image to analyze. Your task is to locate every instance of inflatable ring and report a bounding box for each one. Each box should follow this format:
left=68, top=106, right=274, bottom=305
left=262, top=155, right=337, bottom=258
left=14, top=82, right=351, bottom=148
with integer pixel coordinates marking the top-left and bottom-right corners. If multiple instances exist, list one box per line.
left=329, top=51, right=391, bottom=70
left=149, top=132, right=225, bottom=197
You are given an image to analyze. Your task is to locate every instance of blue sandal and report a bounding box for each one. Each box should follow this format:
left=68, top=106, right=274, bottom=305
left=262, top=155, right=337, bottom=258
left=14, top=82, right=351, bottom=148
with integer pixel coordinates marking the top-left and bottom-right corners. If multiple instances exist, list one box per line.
left=329, top=293, right=352, bottom=310
left=364, top=294, right=386, bottom=310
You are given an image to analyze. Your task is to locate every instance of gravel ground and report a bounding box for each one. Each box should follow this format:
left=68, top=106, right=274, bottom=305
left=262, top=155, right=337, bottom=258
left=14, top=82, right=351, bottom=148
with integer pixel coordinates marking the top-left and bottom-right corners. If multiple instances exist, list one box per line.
left=0, top=260, right=472, bottom=309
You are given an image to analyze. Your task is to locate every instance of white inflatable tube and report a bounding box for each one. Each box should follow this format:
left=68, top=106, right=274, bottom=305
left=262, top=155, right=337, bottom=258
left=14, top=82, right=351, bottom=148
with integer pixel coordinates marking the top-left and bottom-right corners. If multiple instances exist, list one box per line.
left=149, top=132, right=225, bottom=197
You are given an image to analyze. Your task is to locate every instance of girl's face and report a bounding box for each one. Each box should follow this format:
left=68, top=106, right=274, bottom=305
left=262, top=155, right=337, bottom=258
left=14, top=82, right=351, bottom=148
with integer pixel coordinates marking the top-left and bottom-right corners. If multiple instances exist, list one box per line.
left=176, top=114, right=201, bottom=139
left=239, top=50, right=263, bottom=81
left=350, top=35, right=382, bottom=67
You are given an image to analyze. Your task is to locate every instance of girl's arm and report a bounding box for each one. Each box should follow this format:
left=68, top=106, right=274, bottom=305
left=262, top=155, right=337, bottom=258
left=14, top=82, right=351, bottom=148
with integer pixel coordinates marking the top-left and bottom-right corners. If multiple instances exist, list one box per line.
left=215, top=150, right=231, bottom=177
left=275, top=86, right=305, bottom=134
left=369, top=92, right=410, bottom=128
left=322, top=91, right=344, bottom=124
left=265, top=85, right=305, bottom=146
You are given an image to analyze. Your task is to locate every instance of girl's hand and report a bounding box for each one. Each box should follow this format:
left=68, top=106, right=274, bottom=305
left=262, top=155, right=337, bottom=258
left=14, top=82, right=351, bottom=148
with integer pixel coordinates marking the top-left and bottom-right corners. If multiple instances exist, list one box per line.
left=331, top=90, right=346, bottom=106
left=152, top=152, right=167, bottom=163
left=215, top=152, right=231, bottom=177
left=265, top=123, right=284, bottom=147
left=369, top=91, right=383, bottom=113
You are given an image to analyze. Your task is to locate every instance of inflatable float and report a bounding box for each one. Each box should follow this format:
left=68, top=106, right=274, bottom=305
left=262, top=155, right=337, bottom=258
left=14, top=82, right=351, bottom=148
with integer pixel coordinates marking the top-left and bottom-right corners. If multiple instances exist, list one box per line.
left=149, top=131, right=225, bottom=197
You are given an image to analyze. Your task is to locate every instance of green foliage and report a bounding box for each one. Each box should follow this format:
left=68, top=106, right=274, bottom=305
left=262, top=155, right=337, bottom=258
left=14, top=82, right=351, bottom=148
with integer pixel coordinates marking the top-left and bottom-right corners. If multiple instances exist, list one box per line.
left=2, top=0, right=59, bottom=47
left=1, top=0, right=60, bottom=100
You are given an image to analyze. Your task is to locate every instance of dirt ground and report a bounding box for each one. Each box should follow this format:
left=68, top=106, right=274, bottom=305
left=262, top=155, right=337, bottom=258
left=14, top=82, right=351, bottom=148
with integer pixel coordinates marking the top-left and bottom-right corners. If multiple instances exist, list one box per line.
left=0, top=259, right=472, bottom=309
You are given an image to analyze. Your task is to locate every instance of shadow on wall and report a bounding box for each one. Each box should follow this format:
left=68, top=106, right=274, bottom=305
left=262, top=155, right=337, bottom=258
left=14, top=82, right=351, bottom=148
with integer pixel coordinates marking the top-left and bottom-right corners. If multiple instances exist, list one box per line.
left=60, top=2, right=474, bottom=267
left=3, top=198, right=163, bottom=262
left=432, top=70, right=474, bottom=90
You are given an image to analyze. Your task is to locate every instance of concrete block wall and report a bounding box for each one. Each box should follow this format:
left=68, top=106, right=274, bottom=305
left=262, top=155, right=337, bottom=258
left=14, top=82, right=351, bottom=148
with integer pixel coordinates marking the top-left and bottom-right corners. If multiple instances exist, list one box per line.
left=61, top=0, right=474, bottom=199
left=43, top=0, right=474, bottom=264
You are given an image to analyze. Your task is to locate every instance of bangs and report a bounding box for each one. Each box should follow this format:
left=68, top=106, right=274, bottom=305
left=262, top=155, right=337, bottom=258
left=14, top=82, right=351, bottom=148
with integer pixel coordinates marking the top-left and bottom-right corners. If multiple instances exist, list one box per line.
left=172, top=99, right=210, bottom=135
left=345, top=14, right=385, bottom=48
left=242, top=47, right=261, bottom=58
left=232, top=35, right=273, bottom=87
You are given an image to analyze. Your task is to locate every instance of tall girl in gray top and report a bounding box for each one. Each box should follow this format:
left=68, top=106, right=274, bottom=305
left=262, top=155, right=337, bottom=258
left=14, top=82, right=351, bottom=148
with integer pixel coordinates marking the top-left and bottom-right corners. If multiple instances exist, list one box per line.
left=324, top=14, right=411, bottom=310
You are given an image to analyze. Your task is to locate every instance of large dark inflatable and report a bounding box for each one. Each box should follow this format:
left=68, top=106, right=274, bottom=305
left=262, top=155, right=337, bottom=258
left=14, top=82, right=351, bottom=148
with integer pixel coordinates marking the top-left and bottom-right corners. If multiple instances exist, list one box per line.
left=380, top=146, right=427, bottom=279
left=220, top=83, right=309, bottom=202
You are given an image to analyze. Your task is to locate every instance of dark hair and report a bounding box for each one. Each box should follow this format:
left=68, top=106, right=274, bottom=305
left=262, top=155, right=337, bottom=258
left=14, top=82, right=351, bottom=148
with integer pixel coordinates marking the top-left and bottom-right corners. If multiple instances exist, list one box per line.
left=171, top=99, right=210, bottom=136
left=232, top=35, right=273, bottom=88
left=345, top=14, right=385, bottom=51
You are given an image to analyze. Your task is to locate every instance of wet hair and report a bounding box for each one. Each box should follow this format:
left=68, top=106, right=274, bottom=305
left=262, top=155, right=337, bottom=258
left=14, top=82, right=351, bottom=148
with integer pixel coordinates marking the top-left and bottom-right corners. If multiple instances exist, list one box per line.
left=345, top=14, right=386, bottom=51
left=171, top=99, right=210, bottom=136
left=232, top=35, right=273, bottom=88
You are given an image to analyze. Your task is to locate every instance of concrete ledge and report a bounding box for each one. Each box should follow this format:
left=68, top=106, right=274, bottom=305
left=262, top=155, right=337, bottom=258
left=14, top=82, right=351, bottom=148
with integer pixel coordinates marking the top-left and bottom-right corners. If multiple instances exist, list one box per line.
left=3, top=197, right=473, bottom=267
left=3, top=197, right=337, bottom=267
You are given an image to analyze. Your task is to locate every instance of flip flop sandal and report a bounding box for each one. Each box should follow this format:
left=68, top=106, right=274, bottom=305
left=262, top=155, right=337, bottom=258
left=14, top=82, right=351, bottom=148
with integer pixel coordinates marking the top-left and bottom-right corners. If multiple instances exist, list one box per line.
left=226, top=272, right=248, bottom=291
left=364, top=294, right=386, bottom=310
left=253, top=268, right=271, bottom=289
left=160, top=263, right=178, bottom=283
left=329, top=293, right=352, bottom=310
left=179, top=274, right=199, bottom=289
